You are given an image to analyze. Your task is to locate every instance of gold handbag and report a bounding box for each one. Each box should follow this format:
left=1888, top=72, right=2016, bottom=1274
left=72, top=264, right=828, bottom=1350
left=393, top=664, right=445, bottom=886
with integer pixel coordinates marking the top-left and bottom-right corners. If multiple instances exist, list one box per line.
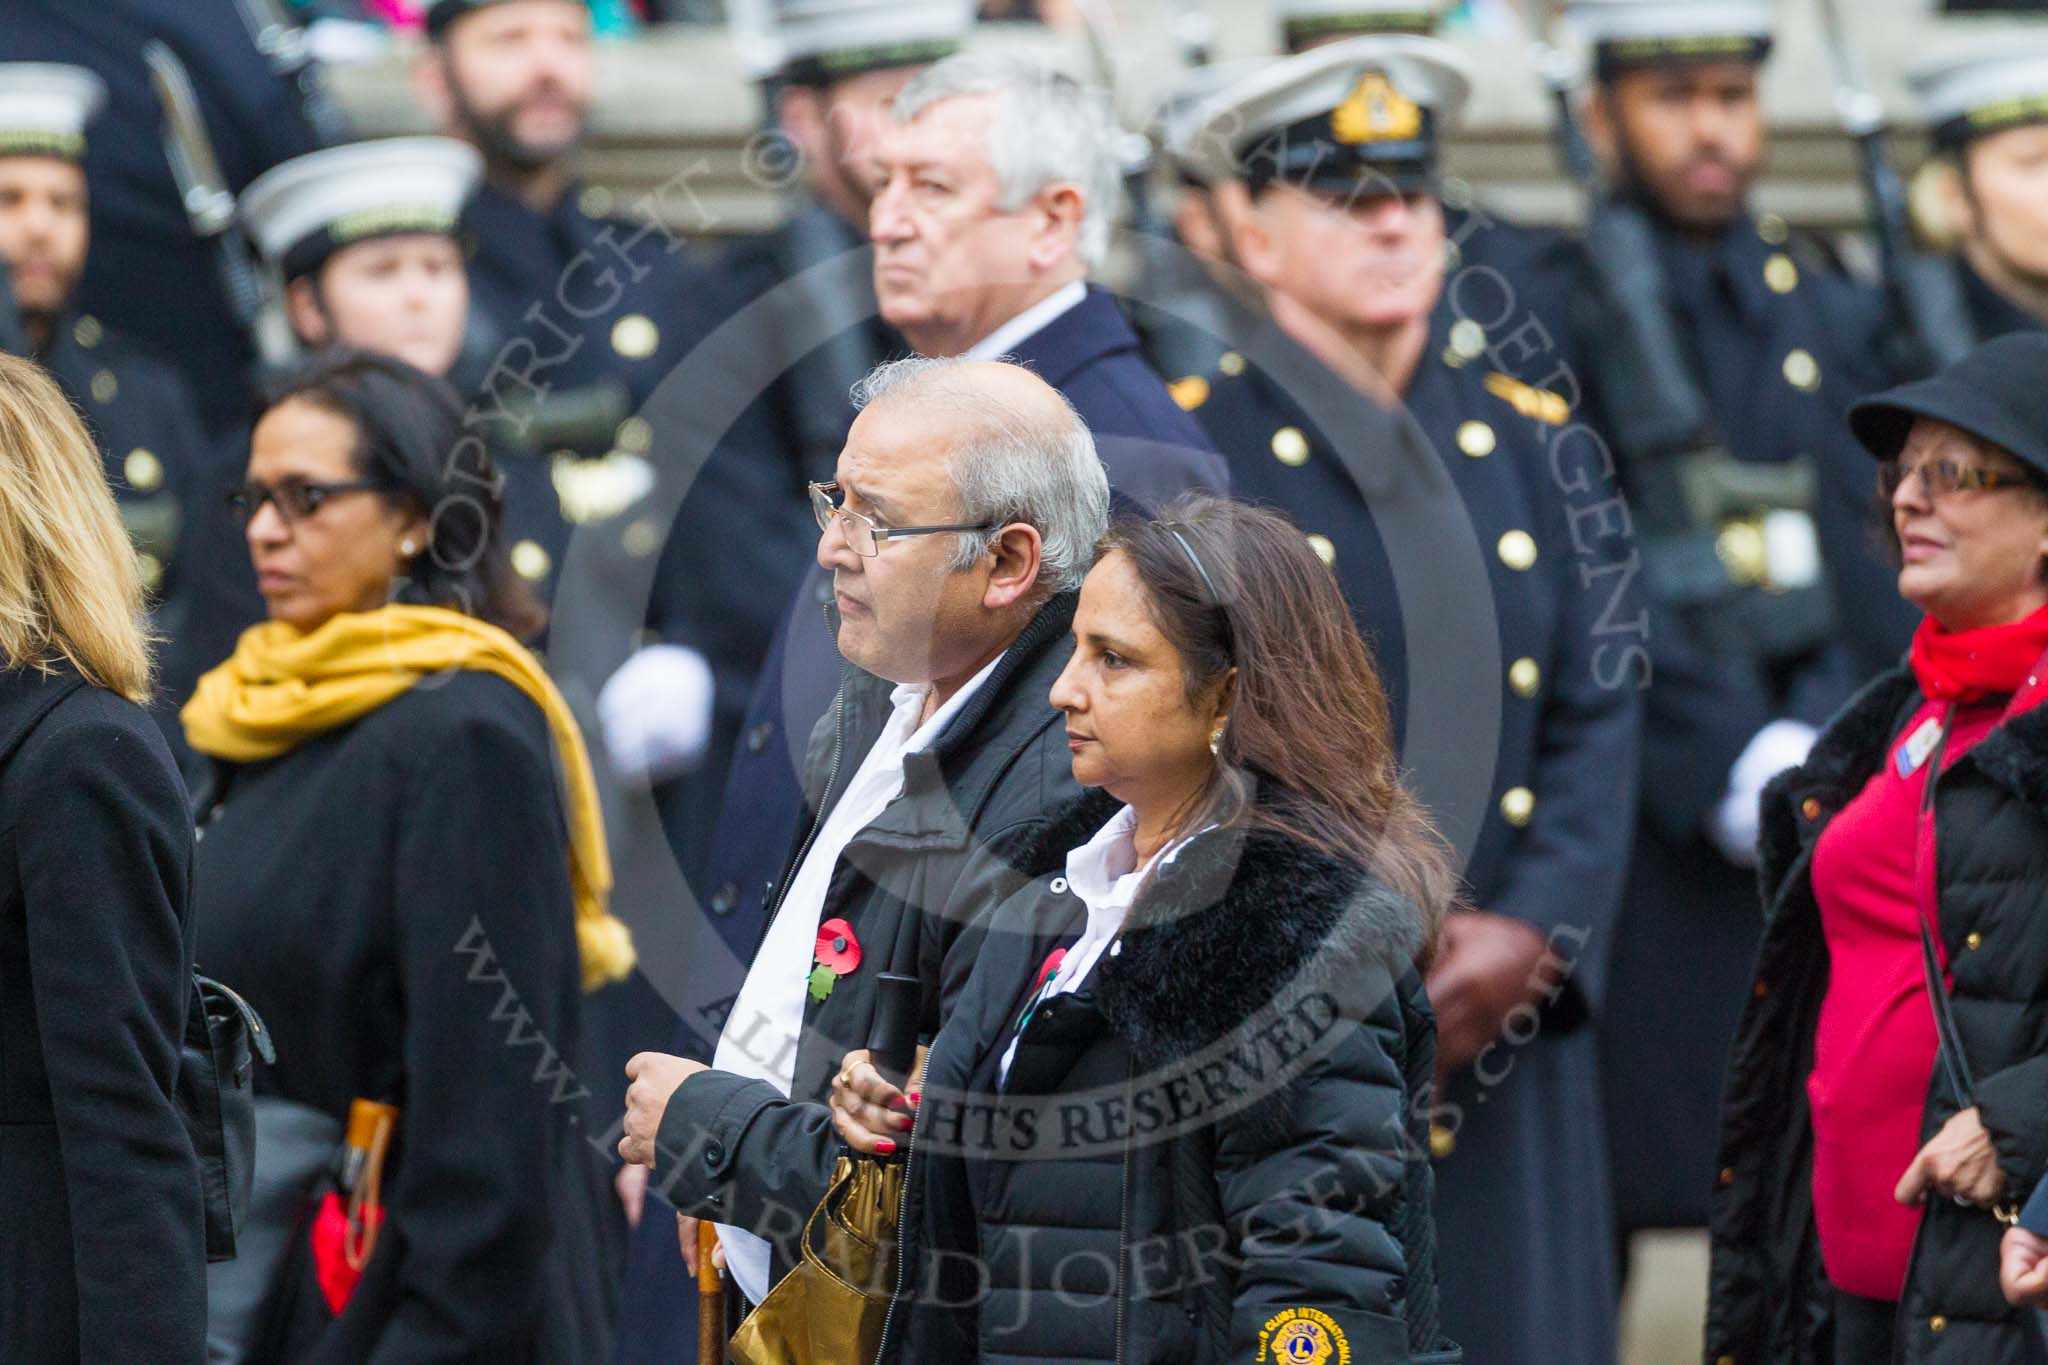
left=728, top=1153, right=906, bottom=1365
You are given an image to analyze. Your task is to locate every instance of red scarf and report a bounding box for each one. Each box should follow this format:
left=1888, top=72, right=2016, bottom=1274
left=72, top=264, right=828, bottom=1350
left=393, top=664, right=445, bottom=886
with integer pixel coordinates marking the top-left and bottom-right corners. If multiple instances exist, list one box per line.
left=1909, top=603, right=2048, bottom=702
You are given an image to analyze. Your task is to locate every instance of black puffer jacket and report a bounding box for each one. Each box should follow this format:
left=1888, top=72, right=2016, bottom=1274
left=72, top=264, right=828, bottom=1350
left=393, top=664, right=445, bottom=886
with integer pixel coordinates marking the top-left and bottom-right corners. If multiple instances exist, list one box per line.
left=1706, top=663, right=2048, bottom=1365
left=880, top=810, right=1460, bottom=1365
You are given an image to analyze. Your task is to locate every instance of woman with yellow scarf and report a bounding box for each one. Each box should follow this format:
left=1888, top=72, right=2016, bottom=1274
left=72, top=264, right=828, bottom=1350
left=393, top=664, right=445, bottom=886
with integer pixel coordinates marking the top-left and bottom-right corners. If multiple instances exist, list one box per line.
left=185, top=348, right=633, bottom=1361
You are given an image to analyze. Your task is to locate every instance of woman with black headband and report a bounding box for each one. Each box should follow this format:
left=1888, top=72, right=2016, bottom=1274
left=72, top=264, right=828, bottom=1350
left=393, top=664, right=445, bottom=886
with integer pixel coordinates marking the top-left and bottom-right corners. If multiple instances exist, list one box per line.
left=828, top=494, right=1461, bottom=1363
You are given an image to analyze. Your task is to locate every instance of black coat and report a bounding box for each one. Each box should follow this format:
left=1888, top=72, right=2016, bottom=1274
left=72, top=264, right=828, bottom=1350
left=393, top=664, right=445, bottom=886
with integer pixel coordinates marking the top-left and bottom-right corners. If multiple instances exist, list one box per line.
left=191, top=672, right=614, bottom=1362
left=654, top=592, right=1114, bottom=1291
left=0, top=665, right=204, bottom=1362
left=881, top=814, right=1458, bottom=1365
left=1706, top=663, right=2048, bottom=1365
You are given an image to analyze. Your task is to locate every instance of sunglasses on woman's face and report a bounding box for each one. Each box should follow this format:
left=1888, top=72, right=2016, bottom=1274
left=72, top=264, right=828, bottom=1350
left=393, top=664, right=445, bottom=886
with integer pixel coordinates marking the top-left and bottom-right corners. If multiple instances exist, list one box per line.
left=227, top=477, right=383, bottom=527
left=1878, top=457, right=2037, bottom=501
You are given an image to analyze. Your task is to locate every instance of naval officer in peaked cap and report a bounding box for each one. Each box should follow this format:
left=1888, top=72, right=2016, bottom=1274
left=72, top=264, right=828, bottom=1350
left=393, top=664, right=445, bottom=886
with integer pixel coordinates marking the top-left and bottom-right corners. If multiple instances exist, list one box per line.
left=1179, top=36, right=1641, bottom=1364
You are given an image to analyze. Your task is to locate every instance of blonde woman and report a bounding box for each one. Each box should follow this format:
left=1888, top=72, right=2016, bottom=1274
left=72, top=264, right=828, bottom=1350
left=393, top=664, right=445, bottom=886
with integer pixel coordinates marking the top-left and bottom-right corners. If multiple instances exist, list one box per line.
left=0, top=352, right=205, bottom=1359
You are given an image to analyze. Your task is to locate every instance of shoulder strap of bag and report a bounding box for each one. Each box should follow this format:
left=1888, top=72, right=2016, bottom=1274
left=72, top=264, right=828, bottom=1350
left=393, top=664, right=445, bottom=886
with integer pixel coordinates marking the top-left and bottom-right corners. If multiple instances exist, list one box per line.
left=1913, top=713, right=1977, bottom=1109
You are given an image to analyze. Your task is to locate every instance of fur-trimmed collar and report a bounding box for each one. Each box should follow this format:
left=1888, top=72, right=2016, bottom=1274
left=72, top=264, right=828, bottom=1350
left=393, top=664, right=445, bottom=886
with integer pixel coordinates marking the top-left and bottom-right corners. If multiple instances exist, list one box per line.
left=1086, top=820, right=1428, bottom=1067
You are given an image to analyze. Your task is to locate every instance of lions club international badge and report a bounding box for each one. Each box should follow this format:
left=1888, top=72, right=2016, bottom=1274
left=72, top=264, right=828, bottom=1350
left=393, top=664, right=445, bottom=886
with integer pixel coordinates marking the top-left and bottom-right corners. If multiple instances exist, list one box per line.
left=1256, top=1306, right=1351, bottom=1364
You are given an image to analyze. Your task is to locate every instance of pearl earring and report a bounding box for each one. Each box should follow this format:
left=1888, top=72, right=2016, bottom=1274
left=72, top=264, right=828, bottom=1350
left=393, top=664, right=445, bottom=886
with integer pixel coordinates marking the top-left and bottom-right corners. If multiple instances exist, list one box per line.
left=400, top=540, right=419, bottom=556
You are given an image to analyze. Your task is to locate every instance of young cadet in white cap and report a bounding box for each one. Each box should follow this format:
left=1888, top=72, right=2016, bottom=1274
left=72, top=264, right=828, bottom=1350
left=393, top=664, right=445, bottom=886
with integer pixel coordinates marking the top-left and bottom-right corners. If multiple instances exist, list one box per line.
left=0, top=65, right=212, bottom=635
left=237, top=135, right=578, bottom=617
left=1910, top=38, right=2048, bottom=343
left=1525, top=0, right=1925, bottom=1248
left=1180, top=36, right=1640, bottom=1365
left=241, top=137, right=482, bottom=380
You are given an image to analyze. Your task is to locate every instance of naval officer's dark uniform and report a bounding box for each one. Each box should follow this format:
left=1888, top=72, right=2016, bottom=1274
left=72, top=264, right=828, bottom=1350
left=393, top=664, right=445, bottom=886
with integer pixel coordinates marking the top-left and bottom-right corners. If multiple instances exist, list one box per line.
left=1189, top=299, right=1641, bottom=1365
left=1525, top=205, right=1902, bottom=1234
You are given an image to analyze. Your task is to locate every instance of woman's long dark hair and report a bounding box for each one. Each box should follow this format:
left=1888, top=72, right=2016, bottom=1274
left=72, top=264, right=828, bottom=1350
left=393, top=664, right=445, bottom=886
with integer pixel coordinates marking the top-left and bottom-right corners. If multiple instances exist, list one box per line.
left=256, top=347, right=546, bottom=641
left=1101, top=494, right=1451, bottom=946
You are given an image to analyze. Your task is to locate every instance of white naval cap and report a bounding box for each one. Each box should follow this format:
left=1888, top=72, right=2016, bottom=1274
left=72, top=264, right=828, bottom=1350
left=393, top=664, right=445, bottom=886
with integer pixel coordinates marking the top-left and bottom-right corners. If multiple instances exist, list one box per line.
left=741, top=0, right=973, bottom=85
left=1274, top=0, right=1450, bottom=53
left=1563, top=0, right=1775, bottom=79
left=1909, top=38, right=2048, bottom=153
left=1183, top=34, right=1471, bottom=195
left=0, top=63, right=108, bottom=163
left=240, top=137, right=482, bottom=282
left=1152, top=59, right=1275, bottom=186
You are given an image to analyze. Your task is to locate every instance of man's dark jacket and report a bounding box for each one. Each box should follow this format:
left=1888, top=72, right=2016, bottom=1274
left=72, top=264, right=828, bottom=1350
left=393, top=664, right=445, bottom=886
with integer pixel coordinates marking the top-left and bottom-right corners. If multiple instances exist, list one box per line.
left=653, top=590, right=1112, bottom=1288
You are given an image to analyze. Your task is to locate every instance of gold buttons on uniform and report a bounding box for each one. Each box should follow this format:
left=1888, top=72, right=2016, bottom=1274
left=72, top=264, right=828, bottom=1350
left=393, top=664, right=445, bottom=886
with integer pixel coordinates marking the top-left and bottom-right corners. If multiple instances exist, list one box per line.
left=1217, top=350, right=1246, bottom=377
left=578, top=184, right=615, bottom=218
left=1801, top=797, right=1823, bottom=821
left=1716, top=520, right=1768, bottom=586
left=611, top=313, right=660, bottom=360
left=1457, top=420, right=1496, bottom=458
left=1757, top=212, right=1789, bottom=245
left=1508, top=657, right=1540, bottom=698
left=1716, top=1356, right=1737, bottom=1365
left=1497, top=529, right=1537, bottom=571
left=1966, top=931, right=1983, bottom=951
left=1306, top=533, right=1336, bottom=566
left=1429, top=1123, right=1456, bottom=1159
left=1271, top=426, right=1311, bottom=467
left=1782, top=348, right=1821, bottom=393
left=511, top=539, right=552, bottom=582
left=1764, top=252, right=1799, bottom=294
left=124, top=448, right=163, bottom=492
left=621, top=518, right=662, bottom=558
left=1447, top=318, right=1487, bottom=365
left=90, top=369, right=118, bottom=404
left=1500, top=786, right=1535, bottom=827
left=1719, top=1166, right=1736, bottom=1187
left=72, top=314, right=102, bottom=349
left=1929, top=1316, right=1947, bottom=1334
left=137, top=553, right=164, bottom=594
left=614, top=416, right=653, bottom=455
left=1169, top=374, right=1211, bottom=411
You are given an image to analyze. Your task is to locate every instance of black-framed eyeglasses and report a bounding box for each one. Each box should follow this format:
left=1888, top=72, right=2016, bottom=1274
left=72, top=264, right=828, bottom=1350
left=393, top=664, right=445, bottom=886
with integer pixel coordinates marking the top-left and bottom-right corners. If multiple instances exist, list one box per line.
left=1879, top=458, right=2038, bottom=501
left=808, top=481, right=996, bottom=558
left=227, top=477, right=385, bottom=526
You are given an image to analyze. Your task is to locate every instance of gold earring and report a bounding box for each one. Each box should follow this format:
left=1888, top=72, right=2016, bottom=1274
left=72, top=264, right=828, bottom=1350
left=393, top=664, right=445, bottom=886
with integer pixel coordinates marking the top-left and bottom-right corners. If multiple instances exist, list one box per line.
left=1209, top=724, right=1226, bottom=756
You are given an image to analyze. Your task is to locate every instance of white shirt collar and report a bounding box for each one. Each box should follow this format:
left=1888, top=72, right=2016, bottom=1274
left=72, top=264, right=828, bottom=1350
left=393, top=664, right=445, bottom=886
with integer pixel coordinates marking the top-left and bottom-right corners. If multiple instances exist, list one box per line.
left=963, top=280, right=1089, bottom=361
left=888, top=648, right=1007, bottom=755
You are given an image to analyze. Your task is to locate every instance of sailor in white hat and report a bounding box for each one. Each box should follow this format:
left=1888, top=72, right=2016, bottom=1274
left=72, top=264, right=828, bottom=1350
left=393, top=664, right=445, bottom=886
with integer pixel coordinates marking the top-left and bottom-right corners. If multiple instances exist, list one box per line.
left=1272, top=0, right=1451, bottom=54
left=1178, top=33, right=1638, bottom=1365
left=1566, top=0, right=1775, bottom=230
left=1909, top=38, right=2048, bottom=339
left=241, top=137, right=481, bottom=379
left=1539, top=0, right=1924, bottom=1277
left=239, top=136, right=570, bottom=614
left=0, top=62, right=213, bottom=607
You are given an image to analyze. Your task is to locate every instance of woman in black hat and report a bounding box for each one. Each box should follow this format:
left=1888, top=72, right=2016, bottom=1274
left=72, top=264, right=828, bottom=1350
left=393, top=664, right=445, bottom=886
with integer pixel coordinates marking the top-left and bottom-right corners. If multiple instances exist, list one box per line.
left=1706, top=331, right=2048, bottom=1365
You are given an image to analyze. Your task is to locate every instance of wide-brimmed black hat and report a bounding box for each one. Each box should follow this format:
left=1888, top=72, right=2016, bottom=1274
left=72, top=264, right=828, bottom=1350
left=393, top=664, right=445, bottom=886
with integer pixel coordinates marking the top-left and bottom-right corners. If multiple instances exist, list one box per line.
left=1848, top=331, right=2048, bottom=477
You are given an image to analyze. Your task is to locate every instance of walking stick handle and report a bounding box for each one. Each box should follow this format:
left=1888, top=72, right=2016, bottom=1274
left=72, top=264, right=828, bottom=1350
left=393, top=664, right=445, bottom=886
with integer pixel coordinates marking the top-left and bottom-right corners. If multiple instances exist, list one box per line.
left=697, top=1219, right=725, bottom=1364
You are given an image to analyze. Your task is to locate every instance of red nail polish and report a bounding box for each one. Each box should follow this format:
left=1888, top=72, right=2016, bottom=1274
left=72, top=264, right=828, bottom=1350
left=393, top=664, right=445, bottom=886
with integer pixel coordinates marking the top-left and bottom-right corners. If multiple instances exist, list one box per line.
left=908, top=1091, right=922, bottom=1105
left=874, top=1138, right=897, bottom=1155
left=894, top=1113, right=913, bottom=1130
left=888, top=1095, right=911, bottom=1112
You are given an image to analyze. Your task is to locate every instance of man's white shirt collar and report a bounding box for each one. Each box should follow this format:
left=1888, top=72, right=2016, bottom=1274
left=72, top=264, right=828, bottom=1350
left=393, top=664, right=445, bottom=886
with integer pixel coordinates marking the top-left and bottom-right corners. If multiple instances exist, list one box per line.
left=964, top=280, right=1089, bottom=361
